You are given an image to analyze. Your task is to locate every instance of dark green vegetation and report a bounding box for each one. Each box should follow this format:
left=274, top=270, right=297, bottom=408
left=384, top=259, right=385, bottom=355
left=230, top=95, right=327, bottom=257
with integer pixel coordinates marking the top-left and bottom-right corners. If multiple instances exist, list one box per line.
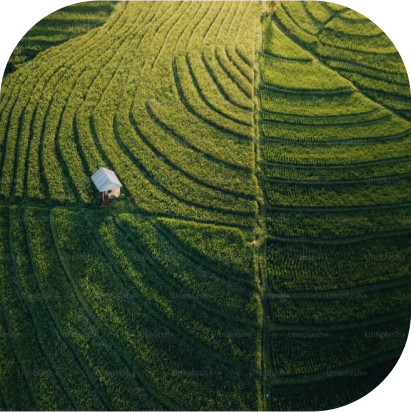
left=0, top=204, right=262, bottom=410
left=0, top=1, right=410, bottom=411
left=260, top=2, right=411, bottom=410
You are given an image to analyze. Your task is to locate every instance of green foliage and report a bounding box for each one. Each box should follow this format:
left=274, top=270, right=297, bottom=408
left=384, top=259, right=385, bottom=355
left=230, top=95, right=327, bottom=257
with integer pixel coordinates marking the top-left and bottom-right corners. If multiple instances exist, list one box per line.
left=261, top=139, right=411, bottom=165
left=327, top=60, right=410, bottom=86
left=261, top=115, right=410, bottom=142
left=304, top=2, right=333, bottom=24
left=264, top=177, right=411, bottom=207
left=324, top=2, right=347, bottom=12
left=1, top=1, right=410, bottom=410
left=118, top=213, right=261, bottom=321
left=10, top=207, right=107, bottom=410
left=0, top=1, right=260, bottom=227
left=25, top=207, right=164, bottom=411
left=327, top=15, right=382, bottom=36
left=261, top=106, right=387, bottom=125
left=273, top=3, right=318, bottom=45
left=262, top=18, right=312, bottom=61
left=261, top=55, right=353, bottom=91
left=317, top=9, right=409, bottom=117
left=0, top=208, right=35, bottom=410
left=334, top=70, right=411, bottom=98
left=340, top=9, right=375, bottom=20
left=157, top=217, right=256, bottom=275
left=263, top=159, right=411, bottom=182
left=317, top=43, right=405, bottom=72
left=282, top=1, right=322, bottom=35
left=270, top=287, right=411, bottom=325
left=320, top=28, right=397, bottom=54
left=267, top=207, right=411, bottom=239
left=266, top=237, right=411, bottom=291
left=260, top=89, right=376, bottom=116
left=51, top=209, right=261, bottom=410
left=4, top=46, right=24, bottom=76
left=90, top=214, right=260, bottom=358
left=0, top=208, right=73, bottom=410
left=260, top=7, right=411, bottom=409
left=11, top=2, right=117, bottom=72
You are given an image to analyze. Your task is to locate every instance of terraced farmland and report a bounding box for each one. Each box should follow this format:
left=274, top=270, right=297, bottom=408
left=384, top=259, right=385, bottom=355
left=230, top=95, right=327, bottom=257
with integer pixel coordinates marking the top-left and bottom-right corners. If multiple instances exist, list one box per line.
left=0, top=1, right=410, bottom=411
left=0, top=1, right=263, bottom=410
left=4, top=2, right=117, bottom=76
left=261, top=2, right=411, bottom=410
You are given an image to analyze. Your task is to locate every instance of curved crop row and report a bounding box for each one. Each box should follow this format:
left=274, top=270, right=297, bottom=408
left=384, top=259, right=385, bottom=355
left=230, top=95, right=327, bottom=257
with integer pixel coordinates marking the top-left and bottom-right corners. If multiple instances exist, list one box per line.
left=157, top=217, right=256, bottom=276
left=10, top=207, right=108, bottom=410
left=282, top=1, right=322, bottom=35
left=186, top=51, right=253, bottom=125
left=25, top=207, right=167, bottom=411
left=114, top=113, right=256, bottom=214
left=0, top=207, right=35, bottom=411
left=273, top=3, right=318, bottom=46
left=52, top=209, right=261, bottom=410
left=118, top=213, right=261, bottom=321
left=89, top=214, right=259, bottom=359
left=0, top=208, right=73, bottom=410
left=304, top=2, right=333, bottom=24
left=5, top=2, right=117, bottom=76
left=129, top=103, right=257, bottom=197
left=173, top=55, right=252, bottom=138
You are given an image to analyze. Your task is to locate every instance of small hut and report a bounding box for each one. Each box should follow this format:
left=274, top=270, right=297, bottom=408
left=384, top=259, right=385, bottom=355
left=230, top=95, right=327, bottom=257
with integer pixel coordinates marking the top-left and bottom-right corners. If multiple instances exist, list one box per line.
left=91, top=167, right=123, bottom=201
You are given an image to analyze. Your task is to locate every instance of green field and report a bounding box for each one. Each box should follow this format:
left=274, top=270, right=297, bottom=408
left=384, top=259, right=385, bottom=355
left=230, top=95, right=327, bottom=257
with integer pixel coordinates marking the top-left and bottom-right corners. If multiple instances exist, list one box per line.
left=0, top=1, right=410, bottom=410
left=4, top=2, right=118, bottom=76
left=262, top=2, right=411, bottom=410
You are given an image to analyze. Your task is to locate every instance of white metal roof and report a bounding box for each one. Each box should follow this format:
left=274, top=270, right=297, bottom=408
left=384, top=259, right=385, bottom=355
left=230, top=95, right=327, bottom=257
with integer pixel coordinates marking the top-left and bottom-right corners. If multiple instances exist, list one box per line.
left=91, top=167, right=122, bottom=192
